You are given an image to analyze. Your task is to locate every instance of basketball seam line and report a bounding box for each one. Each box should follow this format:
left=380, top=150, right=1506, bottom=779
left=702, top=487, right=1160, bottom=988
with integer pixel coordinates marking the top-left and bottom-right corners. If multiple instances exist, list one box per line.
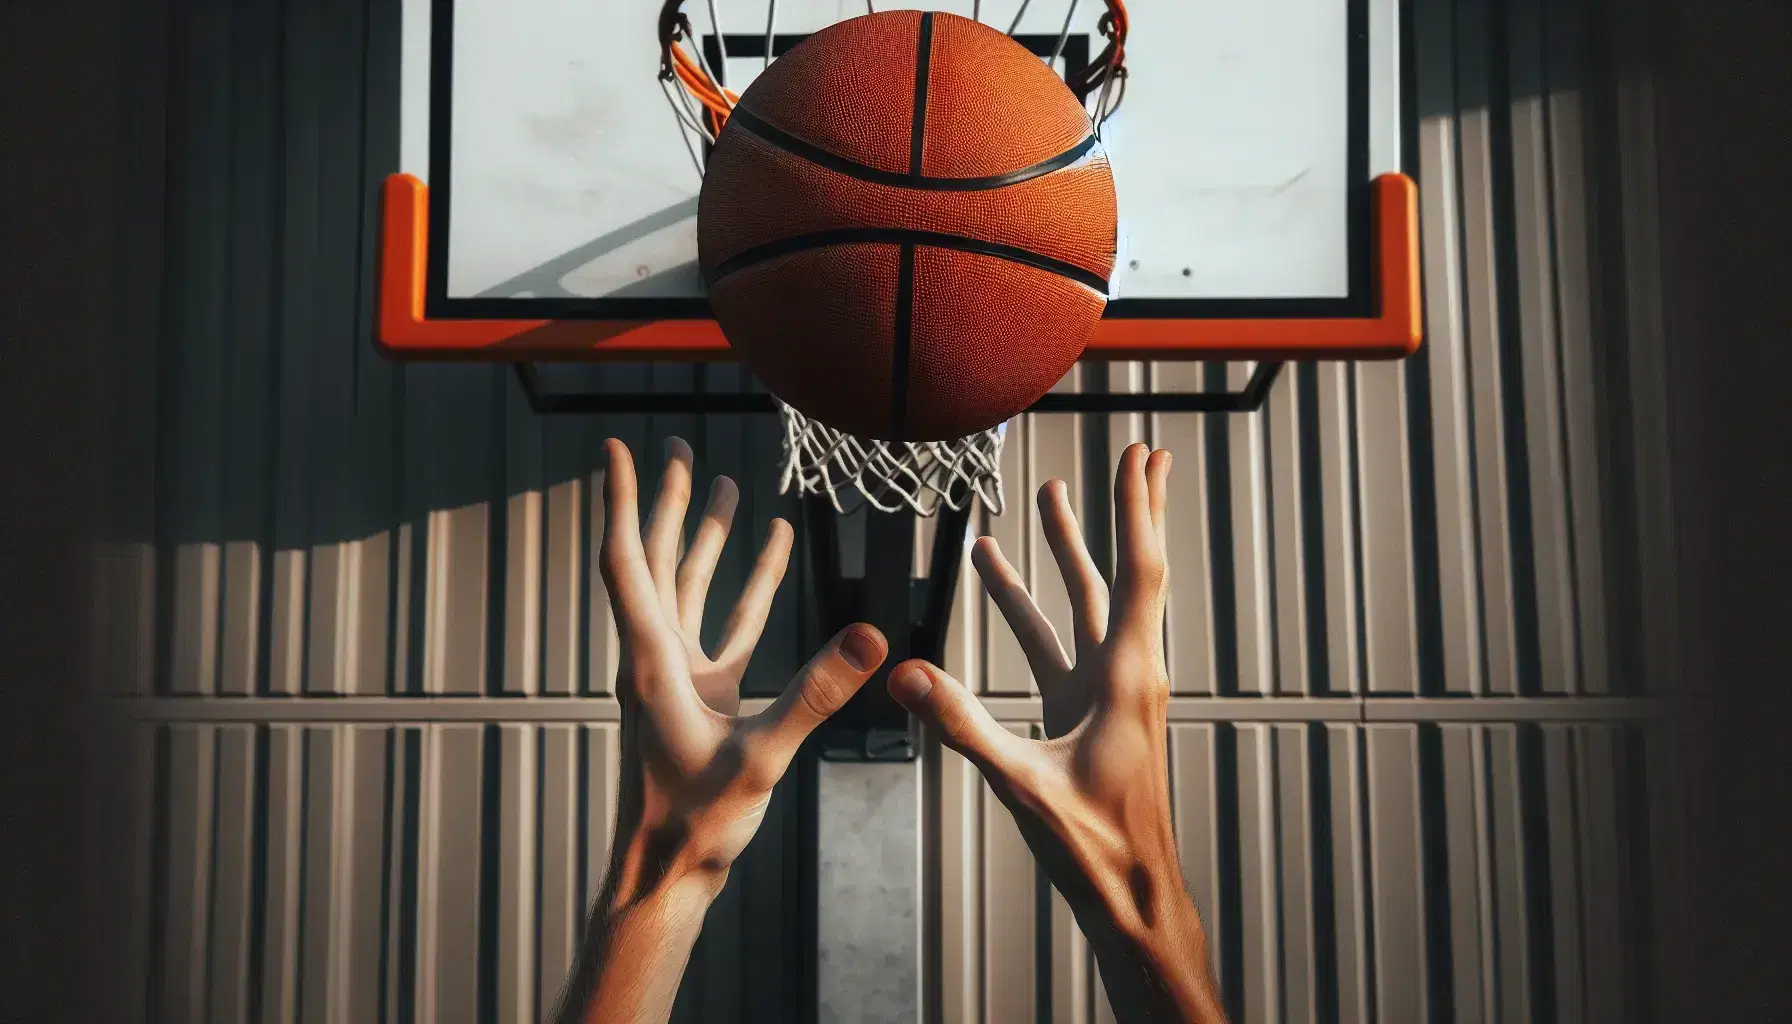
left=701, top=228, right=1111, bottom=293
left=894, top=13, right=934, bottom=438
left=909, top=14, right=932, bottom=177
left=892, top=243, right=916, bottom=438
left=724, top=108, right=1100, bottom=193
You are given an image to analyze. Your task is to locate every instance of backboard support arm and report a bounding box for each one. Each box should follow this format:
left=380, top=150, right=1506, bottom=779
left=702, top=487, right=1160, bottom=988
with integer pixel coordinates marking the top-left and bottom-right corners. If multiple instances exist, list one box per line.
left=512, top=360, right=1285, bottom=415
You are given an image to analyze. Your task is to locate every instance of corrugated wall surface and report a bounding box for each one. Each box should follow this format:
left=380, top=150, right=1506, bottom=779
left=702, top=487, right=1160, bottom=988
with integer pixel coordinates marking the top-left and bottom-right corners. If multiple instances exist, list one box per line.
left=107, top=0, right=1679, bottom=1020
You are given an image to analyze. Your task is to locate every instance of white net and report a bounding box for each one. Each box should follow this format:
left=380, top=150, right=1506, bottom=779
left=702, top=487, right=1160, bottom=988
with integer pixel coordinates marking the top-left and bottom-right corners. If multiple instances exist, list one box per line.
left=655, top=0, right=1129, bottom=147
left=778, top=403, right=1008, bottom=516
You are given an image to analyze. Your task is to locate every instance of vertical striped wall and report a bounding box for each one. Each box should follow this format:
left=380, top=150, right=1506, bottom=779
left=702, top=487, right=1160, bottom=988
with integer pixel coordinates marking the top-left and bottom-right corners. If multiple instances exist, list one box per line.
left=929, top=709, right=1676, bottom=1024
left=104, top=0, right=1677, bottom=1020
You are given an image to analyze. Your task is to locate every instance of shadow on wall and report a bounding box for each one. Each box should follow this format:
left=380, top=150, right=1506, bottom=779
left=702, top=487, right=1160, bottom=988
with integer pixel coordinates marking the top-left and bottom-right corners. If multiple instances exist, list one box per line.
left=104, top=0, right=1663, bottom=699
left=110, top=350, right=808, bottom=696
left=102, top=4, right=806, bottom=692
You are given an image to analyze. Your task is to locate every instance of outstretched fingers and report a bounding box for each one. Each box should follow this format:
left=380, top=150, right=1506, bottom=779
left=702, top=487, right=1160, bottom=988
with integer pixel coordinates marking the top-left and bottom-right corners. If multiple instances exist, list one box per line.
left=599, top=439, right=665, bottom=637
left=643, top=437, right=695, bottom=613
left=1036, top=479, right=1110, bottom=653
left=714, top=518, right=795, bottom=669
left=677, top=475, right=740, bottom=637
left=971, top=537, right=1071, bottom=678
left=1109, top=443, right=1170, bottom=641
left=1146, top=447, right=1172, bottom=556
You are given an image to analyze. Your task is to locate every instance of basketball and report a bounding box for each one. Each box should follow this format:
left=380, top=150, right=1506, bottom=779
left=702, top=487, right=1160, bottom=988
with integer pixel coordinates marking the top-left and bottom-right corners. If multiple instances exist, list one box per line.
left=697, top=10, right=1117, bottom=441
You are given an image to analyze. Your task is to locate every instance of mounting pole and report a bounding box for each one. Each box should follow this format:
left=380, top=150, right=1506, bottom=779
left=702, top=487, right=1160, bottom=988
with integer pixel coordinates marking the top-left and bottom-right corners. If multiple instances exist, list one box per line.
left=807, top=496, right=974, bottom=1023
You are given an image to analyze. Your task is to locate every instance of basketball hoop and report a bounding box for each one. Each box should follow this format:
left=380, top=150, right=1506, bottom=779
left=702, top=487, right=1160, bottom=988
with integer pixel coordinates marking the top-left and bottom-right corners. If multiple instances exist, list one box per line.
left=655, top=0, right=1127, bottom=518
left=779, top=404, right=1007, bottom=517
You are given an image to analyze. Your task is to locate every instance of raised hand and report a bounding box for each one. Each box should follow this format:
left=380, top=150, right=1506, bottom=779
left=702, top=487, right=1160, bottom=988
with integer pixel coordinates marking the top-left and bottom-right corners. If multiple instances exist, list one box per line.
left=556, top=437, right=888, bottom=1024
left=886, top=443, right=1227, bottom=1024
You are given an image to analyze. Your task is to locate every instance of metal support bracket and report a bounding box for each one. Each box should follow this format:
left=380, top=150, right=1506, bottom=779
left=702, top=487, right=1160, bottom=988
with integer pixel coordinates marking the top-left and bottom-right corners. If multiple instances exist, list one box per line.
left=512, top=361, right=1285, bottom=416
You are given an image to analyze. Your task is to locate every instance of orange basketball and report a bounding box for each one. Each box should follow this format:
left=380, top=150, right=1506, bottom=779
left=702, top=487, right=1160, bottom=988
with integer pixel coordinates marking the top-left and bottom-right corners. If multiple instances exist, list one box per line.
left=698, top=10, right=1117, bottom=441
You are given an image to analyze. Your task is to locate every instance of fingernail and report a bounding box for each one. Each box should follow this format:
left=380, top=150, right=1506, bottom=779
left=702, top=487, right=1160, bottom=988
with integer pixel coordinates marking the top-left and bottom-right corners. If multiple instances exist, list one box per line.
left=837, top=627, right=880, bottom=672
left=888, top=665, right=933, bottom=702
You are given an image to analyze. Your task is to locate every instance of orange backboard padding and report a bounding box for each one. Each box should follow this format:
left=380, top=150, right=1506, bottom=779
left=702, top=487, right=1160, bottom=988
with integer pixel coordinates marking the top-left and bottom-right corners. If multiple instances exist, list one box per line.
left=376, top=172, right=1421, bottom=362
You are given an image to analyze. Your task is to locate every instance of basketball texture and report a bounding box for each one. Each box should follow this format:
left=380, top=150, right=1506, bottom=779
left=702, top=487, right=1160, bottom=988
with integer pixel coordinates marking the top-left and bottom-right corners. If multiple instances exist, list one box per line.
left=698, top=10, right=1117, bottom=441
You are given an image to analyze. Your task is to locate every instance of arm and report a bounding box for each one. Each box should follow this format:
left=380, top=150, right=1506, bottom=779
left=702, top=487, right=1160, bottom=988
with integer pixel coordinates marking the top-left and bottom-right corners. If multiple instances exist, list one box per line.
left=552, top=721, right=730, bottom=1024
left=1073, top=877, right=1225, bottom=1023
left=553, top=822, right=726, bottom=1024
left=550, top=437, right=887, bottom=1024
left=888, top=443, right=1228, bottom=1023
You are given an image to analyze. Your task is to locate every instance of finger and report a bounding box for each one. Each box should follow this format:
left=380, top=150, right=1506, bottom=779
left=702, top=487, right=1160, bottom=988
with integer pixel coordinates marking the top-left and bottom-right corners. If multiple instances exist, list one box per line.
left=643, top=437, right=695, bottom=613
left=715, top=518, right=795, bottom=668
left=1146, top=448, right=1172, bottom=555
left=971, top=537, right=1071, bottom=677
left=889, top=660, right=1038, bottom=769
left=1110, top=443, right=1167, bottom=639
left=1036, top=479, right=1110, bottom=651
left=598, top=439, right=665, bottom=635
left=749, top=625, right=887, bottom=774
left=676, top=475, right=740, bottom=636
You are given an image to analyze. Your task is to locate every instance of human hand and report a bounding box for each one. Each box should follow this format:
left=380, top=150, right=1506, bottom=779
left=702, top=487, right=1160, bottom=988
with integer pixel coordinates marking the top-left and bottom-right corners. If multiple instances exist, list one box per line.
left=557, top=437, right=888, bottom=1024
left=886, top=443, right=1226, bottom=1023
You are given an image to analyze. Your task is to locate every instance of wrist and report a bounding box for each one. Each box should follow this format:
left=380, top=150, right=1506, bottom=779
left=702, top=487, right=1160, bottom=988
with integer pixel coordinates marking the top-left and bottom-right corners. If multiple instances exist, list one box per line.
left=599, top=868, right=719, bottom=944
left=603, top=822, right=731, bottom=916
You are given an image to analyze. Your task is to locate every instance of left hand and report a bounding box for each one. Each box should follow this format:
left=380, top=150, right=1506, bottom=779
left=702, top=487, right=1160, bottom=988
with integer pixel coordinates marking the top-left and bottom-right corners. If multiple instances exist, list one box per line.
left=598, top=436, right=888, bottom=906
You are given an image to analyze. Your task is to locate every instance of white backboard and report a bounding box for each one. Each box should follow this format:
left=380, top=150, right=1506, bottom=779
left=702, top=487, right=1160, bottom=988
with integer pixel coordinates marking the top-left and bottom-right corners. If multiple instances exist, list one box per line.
left=401, top=0, right=1402, bottom=318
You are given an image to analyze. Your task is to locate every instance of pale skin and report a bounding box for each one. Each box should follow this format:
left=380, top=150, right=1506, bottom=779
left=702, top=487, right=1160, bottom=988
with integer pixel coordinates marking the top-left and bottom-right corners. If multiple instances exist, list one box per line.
left=553, top=438, right=1226, bottom=1024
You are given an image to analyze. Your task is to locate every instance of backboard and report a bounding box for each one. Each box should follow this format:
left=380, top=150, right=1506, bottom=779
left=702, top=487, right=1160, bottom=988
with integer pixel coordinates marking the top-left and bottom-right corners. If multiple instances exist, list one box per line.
left=381, top=0, right=1419, bottom=362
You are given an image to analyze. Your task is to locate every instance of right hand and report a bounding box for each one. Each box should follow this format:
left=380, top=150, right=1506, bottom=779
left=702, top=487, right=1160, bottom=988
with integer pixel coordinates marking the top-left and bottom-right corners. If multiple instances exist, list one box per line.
left=887, top=443, right=1227, bottom=1023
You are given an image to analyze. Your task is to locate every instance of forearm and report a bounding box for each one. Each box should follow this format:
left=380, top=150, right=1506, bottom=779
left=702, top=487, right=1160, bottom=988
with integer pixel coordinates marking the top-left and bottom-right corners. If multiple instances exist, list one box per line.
left=1082, top=898, right=1227, bottom=1024
left=1065, top=857, right=1227, bottom=1024
left=552, top=833, right=724, bottom=1024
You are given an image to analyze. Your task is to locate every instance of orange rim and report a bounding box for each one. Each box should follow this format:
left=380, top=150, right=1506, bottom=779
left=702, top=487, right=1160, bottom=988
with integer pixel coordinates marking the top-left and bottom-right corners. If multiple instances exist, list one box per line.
left=375, top=172, right=1420, bottom=362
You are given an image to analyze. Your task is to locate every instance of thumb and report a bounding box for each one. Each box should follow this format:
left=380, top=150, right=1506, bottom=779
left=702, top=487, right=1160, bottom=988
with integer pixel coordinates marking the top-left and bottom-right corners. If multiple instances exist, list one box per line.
left=752, top=625, right=887, bottom=773
left=887, top=660, right=1025, bottom=774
